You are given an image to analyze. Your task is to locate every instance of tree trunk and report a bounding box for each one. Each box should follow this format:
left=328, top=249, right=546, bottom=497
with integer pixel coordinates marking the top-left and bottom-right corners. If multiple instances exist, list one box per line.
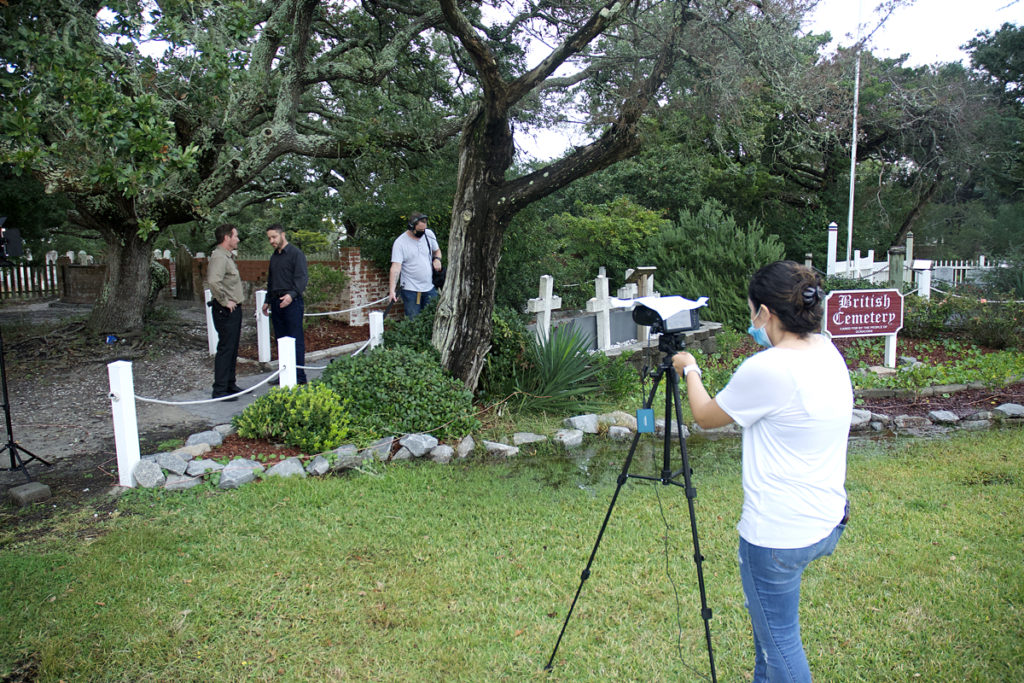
left=432, top=107, right=515, bottom=390
left=86, top=228, right=154, bottom=334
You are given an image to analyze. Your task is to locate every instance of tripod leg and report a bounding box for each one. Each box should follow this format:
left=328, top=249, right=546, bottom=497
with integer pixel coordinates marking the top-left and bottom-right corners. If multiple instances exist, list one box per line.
left=667, top=367, right=718, bottom=682
left=545, top=369, right=664, bottom=671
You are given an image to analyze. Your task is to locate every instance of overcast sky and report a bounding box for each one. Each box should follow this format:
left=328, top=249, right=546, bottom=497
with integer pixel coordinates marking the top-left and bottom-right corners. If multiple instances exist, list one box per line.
left=806, top=0, right=1022, bottom=67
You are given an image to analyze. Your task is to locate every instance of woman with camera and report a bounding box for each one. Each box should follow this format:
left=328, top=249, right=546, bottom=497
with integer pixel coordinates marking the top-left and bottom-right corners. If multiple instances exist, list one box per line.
left=673, top=260, right=853, bottom=683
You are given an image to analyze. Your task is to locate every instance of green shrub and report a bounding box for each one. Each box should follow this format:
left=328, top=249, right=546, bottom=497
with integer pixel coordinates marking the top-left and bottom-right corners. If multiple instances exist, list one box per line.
left=590, top=350, right=640, bottom=405
left=904, top=294, right=1023, bottom=349
left=305, top=263, right=351, bottom=315
left=233, top=384, right=351, bottom=453
left=513, top=324, right=602, bottom=414
left=319, top=346, right=479, bottom=443
left=382, top=296, right=439, bottom=356
left=478, top=307, right=533, bottom=400
left=645, top=199, right=785, bottom=329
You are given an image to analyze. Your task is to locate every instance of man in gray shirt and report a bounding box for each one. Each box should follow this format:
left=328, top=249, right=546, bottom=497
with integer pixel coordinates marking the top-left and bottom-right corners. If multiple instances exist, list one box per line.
left=389, top=212, right=442, bottom=319
left=205, top=223, right=244, bottom=400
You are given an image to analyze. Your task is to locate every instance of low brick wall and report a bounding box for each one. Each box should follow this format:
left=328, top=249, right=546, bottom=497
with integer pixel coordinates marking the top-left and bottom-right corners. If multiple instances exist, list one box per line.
left=193, top=247, right=394, bottom=325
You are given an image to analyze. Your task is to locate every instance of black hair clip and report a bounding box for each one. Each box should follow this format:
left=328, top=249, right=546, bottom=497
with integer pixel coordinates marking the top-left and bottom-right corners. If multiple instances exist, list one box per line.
left=802, top=286, right=825, bottom=308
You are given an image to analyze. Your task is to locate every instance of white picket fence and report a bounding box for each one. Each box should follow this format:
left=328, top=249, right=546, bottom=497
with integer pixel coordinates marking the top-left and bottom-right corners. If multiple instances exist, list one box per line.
left=824, top=223, right=996, bottom=295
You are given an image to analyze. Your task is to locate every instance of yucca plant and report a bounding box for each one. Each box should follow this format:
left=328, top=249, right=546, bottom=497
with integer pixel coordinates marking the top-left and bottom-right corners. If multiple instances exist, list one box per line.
left=513, top=324, right=601, bottom=413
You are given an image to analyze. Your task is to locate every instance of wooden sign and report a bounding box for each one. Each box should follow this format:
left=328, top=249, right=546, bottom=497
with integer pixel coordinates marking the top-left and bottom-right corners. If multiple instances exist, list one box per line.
left=825, top=289, right=904, bottom=338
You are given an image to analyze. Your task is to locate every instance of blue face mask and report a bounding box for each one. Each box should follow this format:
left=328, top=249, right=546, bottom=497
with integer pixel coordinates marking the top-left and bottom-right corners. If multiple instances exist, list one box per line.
left=747, top=307, right=773, bottom=348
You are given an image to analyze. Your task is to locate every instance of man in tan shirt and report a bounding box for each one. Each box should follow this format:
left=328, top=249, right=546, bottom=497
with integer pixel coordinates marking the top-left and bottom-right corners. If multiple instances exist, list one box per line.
left=206, top=223, right=244, bottom=400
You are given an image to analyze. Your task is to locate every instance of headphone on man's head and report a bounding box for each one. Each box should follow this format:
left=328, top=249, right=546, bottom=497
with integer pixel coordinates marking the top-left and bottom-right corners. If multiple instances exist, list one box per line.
left=408, top=213, right=428, bottom=230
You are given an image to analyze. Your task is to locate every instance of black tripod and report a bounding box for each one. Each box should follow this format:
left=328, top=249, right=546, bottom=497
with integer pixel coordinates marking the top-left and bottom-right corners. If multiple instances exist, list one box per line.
left=545, top=332, right=716, bottom=681
left=0, top=322, right=51, bottom=482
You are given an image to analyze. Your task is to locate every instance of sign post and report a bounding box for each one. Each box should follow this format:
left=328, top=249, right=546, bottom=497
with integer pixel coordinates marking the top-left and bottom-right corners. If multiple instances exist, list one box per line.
left=824, top=289, right=904, bottom=368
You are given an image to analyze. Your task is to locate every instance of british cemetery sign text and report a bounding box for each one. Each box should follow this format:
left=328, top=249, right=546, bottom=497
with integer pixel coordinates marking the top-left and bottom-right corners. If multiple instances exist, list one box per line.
left=824, top=289, right=905, bottom=367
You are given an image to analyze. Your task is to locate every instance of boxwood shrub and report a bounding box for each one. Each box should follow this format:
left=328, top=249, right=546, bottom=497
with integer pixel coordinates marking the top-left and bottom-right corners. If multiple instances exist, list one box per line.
left=233, top=383, right=350, bottom=453
left=319, top=346, right=479, bottom=443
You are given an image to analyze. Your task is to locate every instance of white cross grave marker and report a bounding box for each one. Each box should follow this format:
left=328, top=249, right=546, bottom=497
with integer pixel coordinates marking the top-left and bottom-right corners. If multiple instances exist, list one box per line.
left=586, top=273, right=613, bottom=351
left=527, top=274, right=562, bottom=343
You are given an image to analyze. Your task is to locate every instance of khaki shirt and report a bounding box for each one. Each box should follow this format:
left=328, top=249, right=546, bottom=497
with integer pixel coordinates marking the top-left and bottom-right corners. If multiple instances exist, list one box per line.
left=206, top=245, right=244, bottom=307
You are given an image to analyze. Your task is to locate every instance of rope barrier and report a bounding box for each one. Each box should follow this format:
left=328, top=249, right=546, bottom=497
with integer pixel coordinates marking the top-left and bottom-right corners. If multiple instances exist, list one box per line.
left=133, top=370, right=282, bottom=406
left=296, top=363, right=329, bottom=371
left=351, top=339, right=372, bottom=356
left=304, top=296, right=389, bottom=318
left=929, top=284, right=1024, bottom=303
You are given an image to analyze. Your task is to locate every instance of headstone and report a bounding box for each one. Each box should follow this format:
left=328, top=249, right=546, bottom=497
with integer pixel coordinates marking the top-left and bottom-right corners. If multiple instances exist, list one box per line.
left=586, top=274, right=613, bottom=350
left=526, top=275, right=562, bottom=343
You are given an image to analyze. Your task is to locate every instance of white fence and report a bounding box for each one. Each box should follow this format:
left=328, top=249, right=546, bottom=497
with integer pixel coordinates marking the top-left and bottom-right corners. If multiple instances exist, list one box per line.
left=824, top=223, right=996, bottom=293
left=0, top=263, right=59, bottom=299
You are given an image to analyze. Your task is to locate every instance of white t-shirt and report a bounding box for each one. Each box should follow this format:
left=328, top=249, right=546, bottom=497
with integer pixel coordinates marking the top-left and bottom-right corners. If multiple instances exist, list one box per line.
left=715, top=336, right=853, bottom=549
left=390, top=229, right=439, bottom=293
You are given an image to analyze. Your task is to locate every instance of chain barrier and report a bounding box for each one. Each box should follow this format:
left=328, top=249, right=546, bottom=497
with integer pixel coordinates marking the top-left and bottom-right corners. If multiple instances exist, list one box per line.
left=131, top=370, right=283, bottom=406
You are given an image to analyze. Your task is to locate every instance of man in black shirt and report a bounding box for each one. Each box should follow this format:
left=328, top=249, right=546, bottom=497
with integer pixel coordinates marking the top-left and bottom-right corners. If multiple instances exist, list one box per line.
left=261, top=224, right=309, bottom=384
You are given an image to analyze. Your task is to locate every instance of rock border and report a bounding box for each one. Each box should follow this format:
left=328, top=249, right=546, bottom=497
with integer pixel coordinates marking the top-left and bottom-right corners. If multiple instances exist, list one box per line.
left=130, top=403, right=1024, bottom=492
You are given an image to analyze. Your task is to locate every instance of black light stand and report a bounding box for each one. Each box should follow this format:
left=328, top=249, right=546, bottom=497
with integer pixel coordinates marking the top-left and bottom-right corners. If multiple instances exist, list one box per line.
left=545, top=332, right=716, bottom=681
left=0, top=226, right=53, bottom=482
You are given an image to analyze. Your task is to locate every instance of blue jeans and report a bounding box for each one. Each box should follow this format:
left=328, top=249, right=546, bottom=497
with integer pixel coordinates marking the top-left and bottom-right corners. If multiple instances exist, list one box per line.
left=400, top=288, right=437, bottom=319
left=738, top=523, right=846, bottom=682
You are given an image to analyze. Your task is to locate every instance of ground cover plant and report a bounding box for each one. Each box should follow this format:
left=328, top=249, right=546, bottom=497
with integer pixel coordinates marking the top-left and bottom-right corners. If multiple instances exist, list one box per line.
left=1, top=429, right=1021, bottom=681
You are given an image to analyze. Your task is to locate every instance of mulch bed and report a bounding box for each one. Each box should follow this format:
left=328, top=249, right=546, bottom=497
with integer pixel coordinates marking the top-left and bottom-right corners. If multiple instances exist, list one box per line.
left=238, top=320, right=370, bottom=360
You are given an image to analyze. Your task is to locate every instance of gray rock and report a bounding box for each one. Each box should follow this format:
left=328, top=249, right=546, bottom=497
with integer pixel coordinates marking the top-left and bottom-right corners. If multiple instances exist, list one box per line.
left=171, top=443, right=211, bottom=461
left=186, top=459, right=224, bottom=476
left=850, top=409, right=873, bottom=430
left=141, top=452, right=161, bottom=463
left=400, top=433, right=439, bottom=457
left=513, top=432, right=547, bottom=446
left=553, top=428, right=584, bottom=448
left=332, top=445, right=370, bottom=471
left=185, top=430, right=223, bottom=448
left=391, top=446, right=415, bottom=461
left=430, top=445, right=455, bottom=464
left=870, top=412, right=892, bottom=424
left=164, top=474, right=203, bottom=491
left=306, top=455, right=330, bottom=476
left=362, top=436, right=395, bottom=461
left=597, top=411, right=638, bottom=431
left=994, top=403, right=1024, bottom=418
left=7, top=482, right=51, bottom=506
left=966, top=410, right=995, bottom=421
left=869, top=421, right=885, bottom=432
left=960, top=419, right=992, bottom=431
left=691, top=423, right=742, bottom=439
left=928, top=410, right=960, bottom=424
left=155, top=452, right=188, bottom=476
left=456, top=435, right=476, bottom=458
left=482, top=440, right=519, bottom=457
left=218, top=458, right=264, bottom=489
left=655, top=419, right=690, bottom=440
left=213, top=423, right=236, bottom=437
left=133, top=460, right=166, bottom=489
left=608, top=425, right=632, bottom=441
left=894, top=415, right=932, bottom=429
left=267, top=458, right=307, bottom=479
left=563, top=414, right=599, bottom=434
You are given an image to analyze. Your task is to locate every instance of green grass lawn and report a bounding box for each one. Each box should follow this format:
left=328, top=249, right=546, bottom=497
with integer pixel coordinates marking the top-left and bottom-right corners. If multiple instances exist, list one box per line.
left=2, top=428, right=1022, bottom=681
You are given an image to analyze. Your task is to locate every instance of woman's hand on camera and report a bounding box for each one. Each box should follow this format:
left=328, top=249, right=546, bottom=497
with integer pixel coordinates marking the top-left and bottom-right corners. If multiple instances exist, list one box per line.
left=672, top=352, right=697, bottom=377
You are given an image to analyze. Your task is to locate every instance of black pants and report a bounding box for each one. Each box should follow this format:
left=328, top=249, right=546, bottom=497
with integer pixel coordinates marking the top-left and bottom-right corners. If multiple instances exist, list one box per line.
left=269, top=294, right=306, bottom=383
left=212, top=302, right=242, bottom=394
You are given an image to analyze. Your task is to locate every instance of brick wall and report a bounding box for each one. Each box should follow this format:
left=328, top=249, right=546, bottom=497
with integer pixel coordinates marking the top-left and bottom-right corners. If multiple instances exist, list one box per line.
left=193, top=246, right=397, bottom=325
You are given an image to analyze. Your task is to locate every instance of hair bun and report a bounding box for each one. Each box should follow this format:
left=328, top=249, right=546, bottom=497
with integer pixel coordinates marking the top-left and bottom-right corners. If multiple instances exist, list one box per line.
left=802, top=286, right=825, bottom=308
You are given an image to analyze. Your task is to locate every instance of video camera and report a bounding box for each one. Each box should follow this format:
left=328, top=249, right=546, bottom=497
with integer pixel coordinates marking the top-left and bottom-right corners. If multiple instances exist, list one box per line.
left=631, top=295, right=707, bottom=335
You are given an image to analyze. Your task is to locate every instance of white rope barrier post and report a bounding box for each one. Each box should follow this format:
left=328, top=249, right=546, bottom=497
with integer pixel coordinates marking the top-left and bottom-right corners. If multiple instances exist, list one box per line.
left=204, top=288, right=218, bottom=356
left=884, top=333, right=898, bottom=369
left=278, top=336, right=297, bottom=388
left=369, top=310, right=384, bottom=349
left=107, top=360, right=140, bottom=488
left=256, top=289, right=271, bottom=363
